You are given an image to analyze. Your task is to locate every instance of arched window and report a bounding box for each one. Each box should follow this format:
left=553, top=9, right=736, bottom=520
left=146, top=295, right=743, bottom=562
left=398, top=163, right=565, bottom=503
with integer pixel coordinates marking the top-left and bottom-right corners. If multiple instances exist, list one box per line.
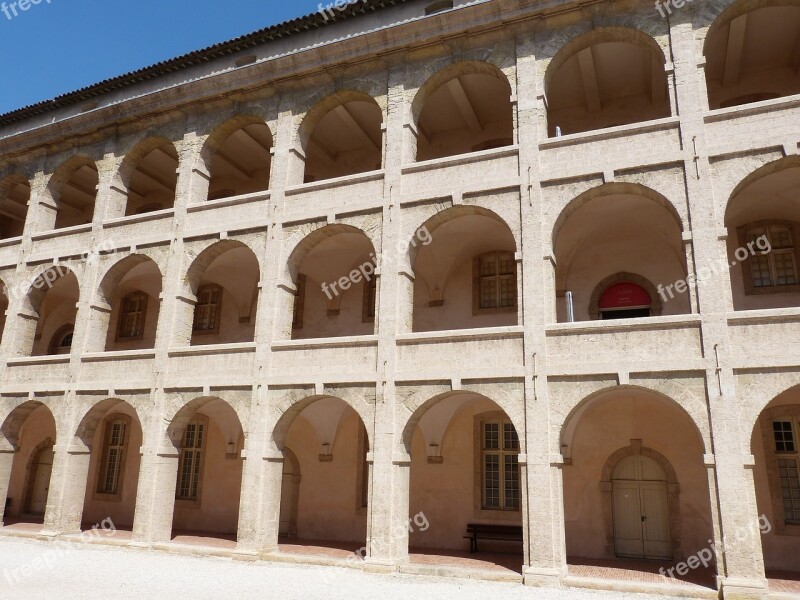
left=117, top=292, right=148, bottom=340
left=192, top=284, right=222, bottom=334
left=473, top=251, right=516, bottom=313
left=480, top=417, right=520, bottom=511
left=96, top=416, right=130, bottom=496
left=176, top=417, right=207, bottom=502
left=48, top=325, right=74, bottom=355
left=598, top=282, right=652, bottom=320
left=739, top=221, right=800, bottom=294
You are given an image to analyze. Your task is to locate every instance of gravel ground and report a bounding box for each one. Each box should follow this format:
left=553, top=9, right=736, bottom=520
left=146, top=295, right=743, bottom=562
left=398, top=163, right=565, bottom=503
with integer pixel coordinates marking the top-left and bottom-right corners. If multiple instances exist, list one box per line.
left=0, top=536, right=686, bottom=600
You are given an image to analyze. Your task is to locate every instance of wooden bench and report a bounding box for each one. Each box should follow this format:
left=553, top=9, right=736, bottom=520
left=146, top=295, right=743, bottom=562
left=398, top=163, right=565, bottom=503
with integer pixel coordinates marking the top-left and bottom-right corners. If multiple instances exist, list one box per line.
left=464, top=523, right=523, bottom=553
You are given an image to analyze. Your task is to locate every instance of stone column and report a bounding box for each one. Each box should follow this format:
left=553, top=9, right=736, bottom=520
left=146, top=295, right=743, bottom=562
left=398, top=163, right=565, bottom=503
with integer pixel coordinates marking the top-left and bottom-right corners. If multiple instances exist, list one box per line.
left=517, top=35, right=568, bottom=586
left=237, top=451, right=284, bottom=554
left=130, top=447, right=180, bottom=544
left=0, top=448, right=15, bottom=525
left=669, top=16, right=768, bottom=599
left=42, top=446, right=91, bottom=534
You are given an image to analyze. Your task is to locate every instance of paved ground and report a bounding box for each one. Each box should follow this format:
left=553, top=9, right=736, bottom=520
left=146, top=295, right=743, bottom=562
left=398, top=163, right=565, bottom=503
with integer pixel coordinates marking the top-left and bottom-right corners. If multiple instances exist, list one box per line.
left=0, top=537, right=695, bottom=600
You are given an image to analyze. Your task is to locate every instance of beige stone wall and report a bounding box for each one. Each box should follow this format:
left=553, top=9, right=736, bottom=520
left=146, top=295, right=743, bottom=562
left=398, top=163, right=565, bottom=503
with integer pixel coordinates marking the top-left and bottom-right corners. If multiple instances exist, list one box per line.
left=0, top=0, right=797, bottom=596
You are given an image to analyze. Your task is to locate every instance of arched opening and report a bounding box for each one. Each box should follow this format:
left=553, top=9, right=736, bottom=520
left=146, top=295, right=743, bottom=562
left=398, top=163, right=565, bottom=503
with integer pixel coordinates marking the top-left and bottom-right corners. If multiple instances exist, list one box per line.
left=725, top=157, right=800, bottom=311
left=545, top=28, right=670, bottom=136
left=610, top=454, right=671, bottom=559
left=90, top=255, right=163, bottom=352
left=705, top=2, right=800, bottom=109
left=47, top=157, right=98, bottom=229
left=561, top=387, right=714, bottom=587
left=76, top=399, right=142, bottom=535
left=598, top=281, right=653, bottom=320
left=750, top=387, right=800, bottom=582
left=204, top=118, right=272, bottom=201
left=287, top=225, right=377, bottom=340
left=413, top=63, right=513, bottom=161
left=168, top=397, right=244, bottom=545
left=300, top=92, right=382, bottom=183
left=0, top=174, right=30, bottom=239
left=0, top=401, right=56, bottom=530
left=273, top=396, right=368, bottom=555
left=410, top=207, right=518, bottom=332
left=19, top=267, right=80, bottom=357
left=553, top=184, right=687, bottom=322
left=181, top=241, right=260, bottom=346
left=403, top=392, right=523, bottom=573
left=119, top=138, right=179, bottom=216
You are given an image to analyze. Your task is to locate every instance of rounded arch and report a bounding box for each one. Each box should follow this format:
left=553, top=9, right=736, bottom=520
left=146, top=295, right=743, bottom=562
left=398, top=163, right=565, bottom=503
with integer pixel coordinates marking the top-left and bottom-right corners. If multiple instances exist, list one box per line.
left=602, top=443, right=679, bottom=484
left=410, top=60, right=512, bottom=126
left=544, top=27, right=667, bottom=93
left=284, top=223, right=375, bottom=284
left=116, top=136, right=179, bottom=189
left=24, top=265, right=80, bottom=315
left=164, top=396, right=244, bottom=450
left=0, top=173, right=31, bottom=239
left=400, top=391, right=523, bottom=456
left=184, top=239, right=261, bottom=297
left=725, top=154, right=800, bottom=223
left=407, top=204, right=517, bottom=270
left=552, top=182, right=685, bottom=250
left=73, top=398, right=143, bottom=451
left=199, top=115, right=274, bottom=170
left=297, top=89, right=382, bottom=154
left=560, top=384, right=708, bottom=461
left=588, top=272, right=663, bottom=319
left=544, top=27, right=670, bottom=136
left=0, top=400, right=56, bottom=451
left=95, top=253, right=163, bottom=308
left=271, top=394, right=373, bottom=454
left=703, top=0, right=800, bottom=109
left=45, top=155, right=97, bottom=199
left=704, top=0, right=800, bottom=53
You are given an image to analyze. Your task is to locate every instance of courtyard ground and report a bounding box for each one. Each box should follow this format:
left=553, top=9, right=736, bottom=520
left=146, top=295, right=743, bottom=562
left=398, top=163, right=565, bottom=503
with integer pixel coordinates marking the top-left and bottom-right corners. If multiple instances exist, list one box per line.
left=0, top=536, right=704, bottom=600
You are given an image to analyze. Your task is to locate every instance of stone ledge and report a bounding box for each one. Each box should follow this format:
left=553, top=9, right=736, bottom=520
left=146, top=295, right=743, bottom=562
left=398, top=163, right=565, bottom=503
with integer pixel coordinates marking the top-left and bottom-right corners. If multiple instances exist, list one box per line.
left=400, top=145, right=519, bottom=175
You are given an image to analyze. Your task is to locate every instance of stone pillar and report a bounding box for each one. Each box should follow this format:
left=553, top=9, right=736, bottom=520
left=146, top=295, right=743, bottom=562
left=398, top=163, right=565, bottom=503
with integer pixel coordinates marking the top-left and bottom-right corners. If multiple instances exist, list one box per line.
left=42, top=446, right=91, bottom=534
left=131, top=447, right=180, bottom=544
left=668, top=16, right=769, bottom=599
left=0, top=448, right=15, bottom=525
left=364, top=447, right=410, bottom=569
left=237, top=452, right=283, bottom=554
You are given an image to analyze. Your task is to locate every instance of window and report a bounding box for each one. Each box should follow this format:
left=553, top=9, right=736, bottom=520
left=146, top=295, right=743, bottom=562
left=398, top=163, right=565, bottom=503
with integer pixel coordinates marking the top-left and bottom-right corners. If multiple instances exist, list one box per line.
left=425, top=0, right=453, bottom=15
left=773, top=418, right=800, bottom=525
left=48, top=325, right=74, bottom=355
left=292, top=274, right=306, bottom=330
left=481, top=419, right=520, bottom=511
left=193, top=284, right=222, bottom=334
left=473, top=252, right=516, bottom=314
left=739, top=222, right=800, bottom=294
left=97, top=417, right=128, bottom=495
left=117, top=292, right=148, bottom=340
left=176, top=419, right=205, bottom=501
left=362, top=272, right=377, bottom=323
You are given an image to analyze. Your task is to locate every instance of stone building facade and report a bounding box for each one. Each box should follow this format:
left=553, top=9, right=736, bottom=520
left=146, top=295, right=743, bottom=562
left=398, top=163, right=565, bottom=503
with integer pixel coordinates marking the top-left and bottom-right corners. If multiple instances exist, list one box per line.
left=0, top=0, right=798, bottom=597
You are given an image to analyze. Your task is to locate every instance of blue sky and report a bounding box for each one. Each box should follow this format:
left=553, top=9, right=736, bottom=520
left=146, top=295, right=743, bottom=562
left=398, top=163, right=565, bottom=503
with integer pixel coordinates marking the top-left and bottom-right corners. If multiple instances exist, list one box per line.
left=0, top=0, right=326, bottom=114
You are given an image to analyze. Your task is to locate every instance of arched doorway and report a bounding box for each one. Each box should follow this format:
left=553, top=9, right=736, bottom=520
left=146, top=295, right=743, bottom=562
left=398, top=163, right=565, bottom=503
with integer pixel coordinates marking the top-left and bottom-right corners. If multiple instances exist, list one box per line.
left=24, top=442, right=54, bottom=516
left=611, top=454, right=671, bottom=559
